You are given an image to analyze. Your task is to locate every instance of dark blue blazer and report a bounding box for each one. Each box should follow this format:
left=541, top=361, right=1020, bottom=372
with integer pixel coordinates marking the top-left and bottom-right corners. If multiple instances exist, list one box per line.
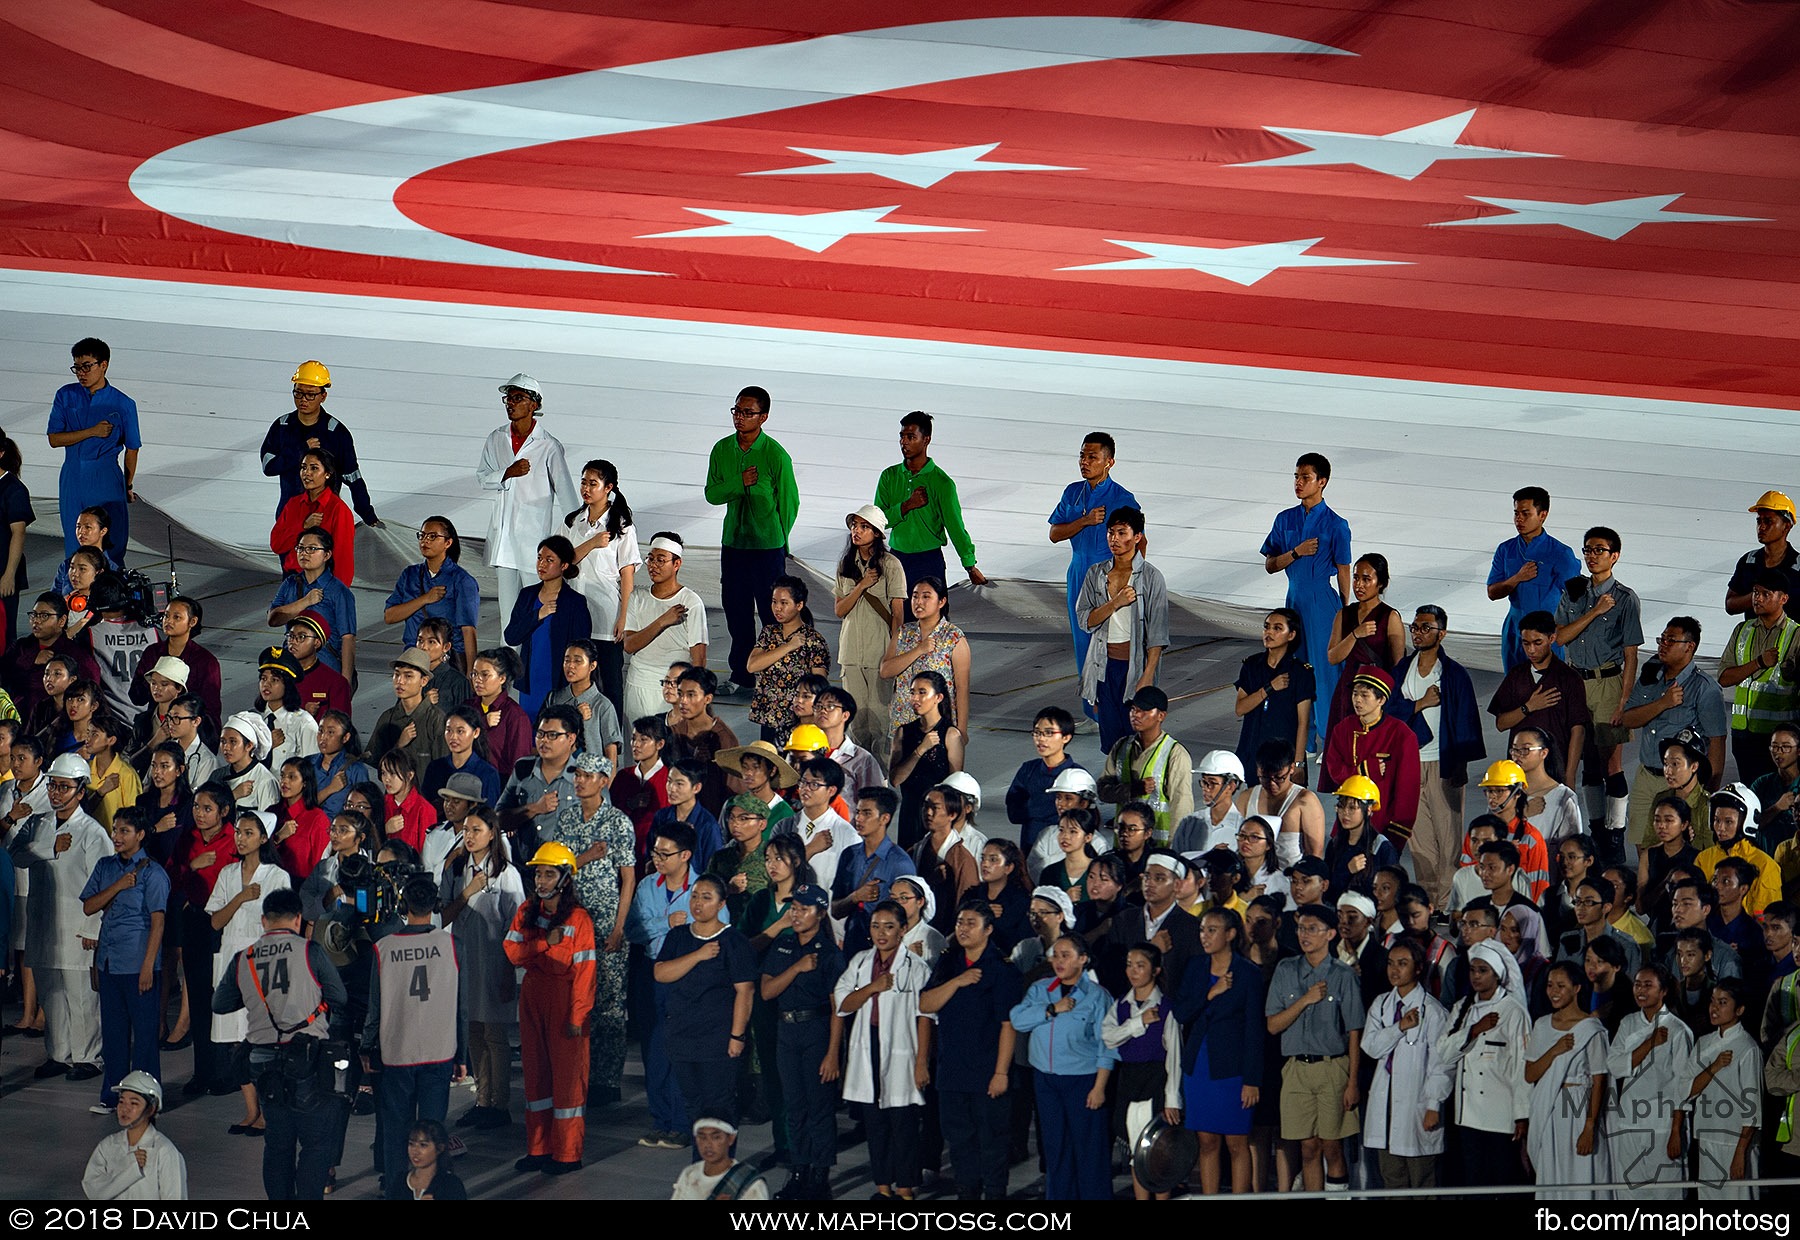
left=1386, top=650, right=1487, bottom=783
left=1167, top=950, right=1265, bottom=1082
left=503, top=585, right=592, bottom=696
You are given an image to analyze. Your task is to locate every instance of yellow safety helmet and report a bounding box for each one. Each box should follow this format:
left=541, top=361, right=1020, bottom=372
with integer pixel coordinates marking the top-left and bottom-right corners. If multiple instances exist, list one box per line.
left=290, top=360, right=332, bottom=388
left=784, top=724, right=829, bottom=754
left=1332, top=775, right=1381, bottom=808
left=1479, top=759, right=1527, bottom=789
left=527, top=841, right=578, bottom=872
left=1749, top=490, right=1796, bottom=521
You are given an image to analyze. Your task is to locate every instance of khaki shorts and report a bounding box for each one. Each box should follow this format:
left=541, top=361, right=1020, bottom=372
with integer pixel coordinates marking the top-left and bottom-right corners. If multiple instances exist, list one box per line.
left=1584, top=672, right=1630, bottom=748
left=1279, top=1055, right=1359, bottom=1141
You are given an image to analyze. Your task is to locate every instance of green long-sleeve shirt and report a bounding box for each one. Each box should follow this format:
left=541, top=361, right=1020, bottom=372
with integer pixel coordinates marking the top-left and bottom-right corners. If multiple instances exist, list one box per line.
left=704, top=432, right=799, bottom=551
left=874, top=457, right=978, bottom=566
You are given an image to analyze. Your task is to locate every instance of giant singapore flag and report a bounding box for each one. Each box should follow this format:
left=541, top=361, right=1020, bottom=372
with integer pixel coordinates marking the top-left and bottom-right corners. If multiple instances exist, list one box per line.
left=2, top=0, right=1794, bottom=405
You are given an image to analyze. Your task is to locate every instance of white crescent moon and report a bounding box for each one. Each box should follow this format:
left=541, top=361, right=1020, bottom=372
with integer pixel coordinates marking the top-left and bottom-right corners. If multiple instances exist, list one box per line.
left=129, top=17, right=1350, bottom=276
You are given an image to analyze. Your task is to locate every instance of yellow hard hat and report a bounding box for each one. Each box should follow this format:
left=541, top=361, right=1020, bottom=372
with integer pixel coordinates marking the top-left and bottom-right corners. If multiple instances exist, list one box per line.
left=290, top=360, right=332, bottom=388
left=1749, top=491, right=1796, bottom=521
left=785, top=724, right=829, bottom=754
left=527, top=842, right=578, bottom=871
left=1333, top=775, right=1381, bottom=808
left=1479, top=759, right=1527, bottom=788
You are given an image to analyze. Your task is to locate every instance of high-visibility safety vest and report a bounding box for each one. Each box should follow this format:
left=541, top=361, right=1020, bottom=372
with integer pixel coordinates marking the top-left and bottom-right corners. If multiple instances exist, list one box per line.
left=1124, top=733, right=1178, bottom=846
left=1730, top=617, right=1800, bottom=732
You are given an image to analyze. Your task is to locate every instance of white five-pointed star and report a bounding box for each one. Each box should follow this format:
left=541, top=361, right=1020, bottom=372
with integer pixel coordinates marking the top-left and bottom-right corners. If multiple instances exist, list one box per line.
left=1231, top=109, right=1559, bottom=181
left=745, top=143, right=1077, bottom=189
left=1431, top=193, right=1771, bottom=240
left=1062, top=237, right=1406, bottom=287
left=639, top=205, right=975, bottom=253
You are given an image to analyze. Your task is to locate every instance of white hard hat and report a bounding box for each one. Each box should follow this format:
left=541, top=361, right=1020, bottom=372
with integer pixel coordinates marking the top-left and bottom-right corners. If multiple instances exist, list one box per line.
left=1711, top=782, right=1762, bottom=837
left=940, top=771, right=982, bottom=809
left=47, top=752, right=90, bottom=782
left=498, top=373, right=544, bottom=399
left=117, top=1070, right=162, bottom=1110
left=1195, top=750, right=1245, bottom=782
left=1048, top=768, right=1098, bottom=798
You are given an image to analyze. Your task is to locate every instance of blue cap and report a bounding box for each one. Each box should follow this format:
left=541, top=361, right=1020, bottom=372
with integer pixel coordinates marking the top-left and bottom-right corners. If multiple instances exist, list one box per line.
left=791, top=884, right=829, bottom=909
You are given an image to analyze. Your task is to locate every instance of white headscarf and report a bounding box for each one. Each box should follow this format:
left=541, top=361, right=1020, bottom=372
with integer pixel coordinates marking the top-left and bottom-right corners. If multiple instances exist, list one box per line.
left=1468, top=938, right=1529, bottom=1013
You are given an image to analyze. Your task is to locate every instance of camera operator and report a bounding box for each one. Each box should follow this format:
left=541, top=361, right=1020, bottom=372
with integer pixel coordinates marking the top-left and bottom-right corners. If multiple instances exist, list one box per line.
left=210, top=886, right=347, bottom=1201
left=84, top=571, right=161, bottom=722
left=363, top=873, right=460, bottom=1190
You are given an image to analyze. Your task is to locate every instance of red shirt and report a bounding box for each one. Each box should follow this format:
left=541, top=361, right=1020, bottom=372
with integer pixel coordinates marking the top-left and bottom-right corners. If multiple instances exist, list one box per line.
left=271, top=487, right=357, bottom=585
left=174, top=823, right=238, bottom=907
left=276, top=801, right=332, bottom=881
left=1322, top=712, right=1422, bottom=846
left=384, top=787, right=437, bottom=854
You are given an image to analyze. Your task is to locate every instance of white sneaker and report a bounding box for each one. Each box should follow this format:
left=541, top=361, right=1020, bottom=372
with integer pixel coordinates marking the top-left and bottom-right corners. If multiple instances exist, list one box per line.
left=89, top=1103, right=114, bottom=1115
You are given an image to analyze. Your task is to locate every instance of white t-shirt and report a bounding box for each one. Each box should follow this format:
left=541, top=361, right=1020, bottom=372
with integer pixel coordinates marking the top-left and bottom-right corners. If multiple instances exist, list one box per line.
left=1402, top=657, right=1443, bottom=764
left=565, top=509, right=642, bottom=637
left=624, top=586, right=708, bottom=681
left=671, top=1161, right=770, bottom=1200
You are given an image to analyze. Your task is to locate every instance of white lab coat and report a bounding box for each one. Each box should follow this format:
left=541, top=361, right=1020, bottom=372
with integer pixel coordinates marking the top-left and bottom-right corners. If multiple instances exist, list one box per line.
left=205, top=861, right=292, bottom=1043
left=1605, top=1007, right=1695, bottom=1198
left=5, top=774, right=52, bottom=949
left=1437, top=992, right=1531, bottom=1135
left=835, top=946, right=933, bottom=1109
left=476, top=422, right=576, bottom=572
left=82, top=1126, right=188, bottom=1200
left=1363, top=986, right=1450, bottom=1156
left=441, top=858, right=524, bottom=1026
left=15, top=807, right=108, bottom=969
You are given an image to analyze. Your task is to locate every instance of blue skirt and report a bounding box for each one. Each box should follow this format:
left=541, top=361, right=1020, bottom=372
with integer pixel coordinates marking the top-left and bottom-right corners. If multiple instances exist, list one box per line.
left=1183, top=1034, right=1251, bottom=1135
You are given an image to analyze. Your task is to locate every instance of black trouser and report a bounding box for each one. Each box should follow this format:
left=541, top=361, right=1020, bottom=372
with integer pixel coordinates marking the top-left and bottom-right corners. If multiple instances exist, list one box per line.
left=720, top=546, right=785, bottom=686
left=263, top=1097, right=340, bottom=1201
left=674, top=1055, right=740, bottom=1129
left=1455, top=1124, right=1520, bottom=1189
left=776, top=1015, right=836, bottom=1171
left=865, top=1101, right=922, bottom=1190
left=893, top=549, right=948, bottom=621
left=596, top=638, right=626, bottom=730
left=940, top=1088, right=1010, bottom=1198
left=179, top=903, right=218, bottom=1085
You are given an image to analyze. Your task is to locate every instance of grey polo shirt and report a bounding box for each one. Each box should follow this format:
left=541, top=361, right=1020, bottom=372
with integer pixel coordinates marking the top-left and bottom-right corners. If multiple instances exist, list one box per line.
left=1265, top=954, right=1366, bottom=1058
left=498, top=758, right=579, bottom=851
left=1625, top=660, right=1728, bottom=768
left=1553, top=578, right=1644, bottom=671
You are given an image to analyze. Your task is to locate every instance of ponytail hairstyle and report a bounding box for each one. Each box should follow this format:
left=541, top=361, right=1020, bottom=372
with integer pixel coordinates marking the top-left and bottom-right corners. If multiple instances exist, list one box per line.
left=566, top=459, right=634, bottom=538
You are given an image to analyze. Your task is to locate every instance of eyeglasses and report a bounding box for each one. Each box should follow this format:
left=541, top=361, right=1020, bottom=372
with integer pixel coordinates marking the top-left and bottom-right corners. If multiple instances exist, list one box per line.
left=1581, top=545, right=1615, bottom=555
left=1657, top=635, right=1695, bottom=646
left=535, top=729, right=572, bottom=740
left=165, top=713, right=198, bottom=723
left=295, top=544, right=325, bottom=554
left=729, top=405, right=764, bottom=417
left=502, top=391, right=536, bottom=404
left=69, top=361, right=99, bottom=374
left=797, top=778, right=826, bottom=791
left=291, top=388, right=324, bottom=400
left=1570, top=898, right=1604, bottom=909
left=1030, top=728, right=1067, bottom=739
left=650, top=848, right=681, bottom=861
left=27, top=610, right=58, bottom=620
left=416, top=531, right=447, bottom=542
left=1772, top=742, right=1798, bottom=752
left=1408, top=622, right=1440, bottom=632
left=1508, top=744, right=1545, bottom=756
